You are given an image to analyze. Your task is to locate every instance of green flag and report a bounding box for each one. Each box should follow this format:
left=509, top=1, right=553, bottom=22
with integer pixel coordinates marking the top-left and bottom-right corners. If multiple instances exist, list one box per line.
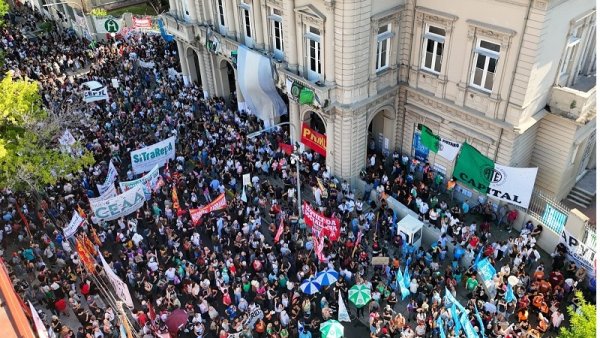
left=452, top=143, right=494, bottom=194
left=298, top=87, right=315, bottom=105
left=420, top=125, right=440, bottom=152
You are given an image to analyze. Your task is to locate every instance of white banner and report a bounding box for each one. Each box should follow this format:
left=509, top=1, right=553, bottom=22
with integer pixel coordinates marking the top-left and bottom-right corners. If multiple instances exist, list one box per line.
left=560, top=229, right=596, bottom=276
left=96, top=182, right=117, bottom=200
left=84, top=86, right=109, bottom=103
left=82, top=81, right=103, bottom=90
left=97, top=161, right=118, bottom=196
left=90, top=185, right=145, bottom=223
left=63, top=211, right=85, bottom=238
left=243, top=173, right=251, bottom=186
left=29, top=301, right=50, bottom=338
left=487, top=165, right=538, bottom=208
left=119, top=164, right=160, bottom=200
left=99, top=253, right=134, bottom=308
left=130, top=136, right=176, bottom=174
left=139, top=60, right=155, bottom=68
left=59, top=129, right=76, bottom=146
left=244, top=308, right=263, bottom=328
left=438, top=137, right=461, bottom=161
left=338, top=290, right=350, bottom=322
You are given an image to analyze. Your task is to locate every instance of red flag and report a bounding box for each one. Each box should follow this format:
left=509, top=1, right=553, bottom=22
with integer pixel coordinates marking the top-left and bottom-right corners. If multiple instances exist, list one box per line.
left=14, top=202, right=31, bottom=236
left=274, top=217, right=285, bottom=243
left=189, top=194, right=227, bottom=225
left=314, top=236, right=326, bottom=262
left=77, top=205, right=87, bottom=219
left=279, top=143, right=294, bottom=156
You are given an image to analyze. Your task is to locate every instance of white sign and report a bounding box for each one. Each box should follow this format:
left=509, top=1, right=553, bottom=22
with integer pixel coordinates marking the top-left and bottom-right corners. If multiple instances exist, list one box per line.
left=97, top=161, right=118, bottom=196
left=487, top=165, right=538, bottom=209
left=130, top=136, right=176, bottom=174
left=243, top=173, right=251, bottom=186
left=99, top=253, right=134, bottom=308
left=561, top=229, right=596, bottom=276
left=90, top=185, right=145, bottom=223
left=82, top=81, right=103, bottom=90
left=244, top=308, right=263, bottom=328
left=119, top=164, right=160, bottom=200
left=96, top=182, right=117, bottom=200
left=437, top=137, right=461, bottom=161
left=83, top=86, right=109, bottom=103
left=63, top=211, right=85, bottom=238
left=111, top=78, right=119, bottom=88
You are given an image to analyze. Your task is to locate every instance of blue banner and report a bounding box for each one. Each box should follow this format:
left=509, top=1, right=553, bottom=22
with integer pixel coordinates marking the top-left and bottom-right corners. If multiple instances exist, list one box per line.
left=413, top=132, right=429, bottom=162
left=476, top=258, right=496, bottom=282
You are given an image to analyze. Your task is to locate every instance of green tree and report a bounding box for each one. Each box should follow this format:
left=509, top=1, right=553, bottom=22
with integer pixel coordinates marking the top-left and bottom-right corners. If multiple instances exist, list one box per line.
left=559, top=291, right=596, bottom=338
left=0, top=0, right=8, bottom=26
left=0, top=73, right=95, bottom=192
left=89, top=8, right=108, bottom=17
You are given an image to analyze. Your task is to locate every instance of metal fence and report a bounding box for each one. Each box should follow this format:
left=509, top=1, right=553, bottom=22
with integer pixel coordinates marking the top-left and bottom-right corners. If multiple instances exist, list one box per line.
left=523, top=188, right=571, bottom=234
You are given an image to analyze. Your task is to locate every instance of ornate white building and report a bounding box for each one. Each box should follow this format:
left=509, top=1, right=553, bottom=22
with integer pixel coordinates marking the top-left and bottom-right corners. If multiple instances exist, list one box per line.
left=164, top=0, right=595, bottom=201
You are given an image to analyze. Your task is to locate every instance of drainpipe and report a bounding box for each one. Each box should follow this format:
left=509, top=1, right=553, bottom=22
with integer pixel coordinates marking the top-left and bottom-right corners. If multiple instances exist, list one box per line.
left=495, top=0, right=534, bottom=162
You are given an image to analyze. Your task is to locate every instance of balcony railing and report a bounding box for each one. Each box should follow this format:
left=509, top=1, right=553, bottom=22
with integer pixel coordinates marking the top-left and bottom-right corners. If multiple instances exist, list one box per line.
left=161, top=13, right=195, bottom=42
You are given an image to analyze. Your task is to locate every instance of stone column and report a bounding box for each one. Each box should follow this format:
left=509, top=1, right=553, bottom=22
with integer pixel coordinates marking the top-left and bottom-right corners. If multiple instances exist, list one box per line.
left=283, top=0, right=298, bottom=73
left=254, top=0, right=265, bottom=49
left=185, top=0, right=198, bottom=23
left=324, top=1, right=335, bottom=85
left=168, top=0, right=176, bottom=15
left=226, top=0, right=237, bottom=39
left=177, top=41, right=189, bottom=77
left=197, top=49, right=209, bottom=94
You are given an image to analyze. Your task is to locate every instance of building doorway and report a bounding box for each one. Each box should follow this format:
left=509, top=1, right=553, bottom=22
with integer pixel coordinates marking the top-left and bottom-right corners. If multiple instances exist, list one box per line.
left=367, top=109, right=395, bottom=156
left=186, top=48, right=202, bottom=86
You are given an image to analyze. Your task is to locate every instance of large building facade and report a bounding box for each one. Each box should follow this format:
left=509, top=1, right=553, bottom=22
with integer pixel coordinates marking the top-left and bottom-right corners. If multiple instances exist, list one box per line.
left=161, top=0, right=594, bottom=200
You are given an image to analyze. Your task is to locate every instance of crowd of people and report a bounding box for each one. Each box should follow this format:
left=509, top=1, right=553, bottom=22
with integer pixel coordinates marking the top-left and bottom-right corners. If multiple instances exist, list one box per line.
left=0, top=3, right=594, bottom=338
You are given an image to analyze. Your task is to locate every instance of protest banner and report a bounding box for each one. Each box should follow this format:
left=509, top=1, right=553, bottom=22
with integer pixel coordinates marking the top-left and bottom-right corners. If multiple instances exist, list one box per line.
left=90, top=185, right=145, bottom=223
left=63, top=211, right=85, bottom=239
left=302, top=202, right=340, bottom=241
left=130, top=136, right=176, bottom=174
left=119, top=164, right=160, bottom=200
left=190, top=194, right=228, bottom=225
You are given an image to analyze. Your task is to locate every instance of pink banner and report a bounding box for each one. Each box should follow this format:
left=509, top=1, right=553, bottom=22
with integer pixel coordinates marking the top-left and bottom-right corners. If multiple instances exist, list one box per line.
left=132, top=17, right=153, bottom=29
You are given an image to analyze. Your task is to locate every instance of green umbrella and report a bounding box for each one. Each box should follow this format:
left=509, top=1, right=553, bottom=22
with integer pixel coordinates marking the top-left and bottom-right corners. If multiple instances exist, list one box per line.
left=320, top=319, right=344, bottom=338
left=348, top=284, right=371, bottom=308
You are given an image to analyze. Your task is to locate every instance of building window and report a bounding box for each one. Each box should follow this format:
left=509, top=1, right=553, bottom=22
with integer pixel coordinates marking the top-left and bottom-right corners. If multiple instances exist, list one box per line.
left=242, top=8, right=252, bottom=38
left=306, top=26, right=322, bottom=82
left=217, top=0, right=226, bottom=27
left=421, top=25, right=445, bottom=73
left=376, top=24, right=392, bottom=71
left=470, top=39, right=500, bottom=93
left=269, top=8, right=283, bottom=59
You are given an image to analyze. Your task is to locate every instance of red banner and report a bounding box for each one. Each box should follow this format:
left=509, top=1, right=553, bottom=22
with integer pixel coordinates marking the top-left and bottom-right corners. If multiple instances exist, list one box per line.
left=301, top=123, right=327, bottom=157
left=302, top=202, right=340, bottom=241
left=279, top=142, right=294, bottom=156
left=189, top=193, right=227, bottom=225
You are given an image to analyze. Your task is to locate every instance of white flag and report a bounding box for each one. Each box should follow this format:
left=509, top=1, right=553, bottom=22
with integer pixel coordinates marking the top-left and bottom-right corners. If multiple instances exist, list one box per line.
left=63, top=211, right=85, bottom=239
left=99, top=252, right=134, bottom=308
left=338, top=290, right=350, bottom=322
left=437, top=137, right=461, bottom=161
left=29, top=301, right=50, bottom=338
left=241, top=186, right=247, bottom=203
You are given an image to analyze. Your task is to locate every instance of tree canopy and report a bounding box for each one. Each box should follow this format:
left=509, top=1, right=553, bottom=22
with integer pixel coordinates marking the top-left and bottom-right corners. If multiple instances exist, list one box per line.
left=558, top=291, right=596, bottom=338
left=0, top=74, right=95, bottom=192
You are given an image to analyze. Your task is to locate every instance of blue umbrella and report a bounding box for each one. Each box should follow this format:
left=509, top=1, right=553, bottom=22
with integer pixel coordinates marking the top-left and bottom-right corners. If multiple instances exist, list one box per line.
left=316, top=269, right=339, bottom=287
left=300, top=278, right=322, bottom=295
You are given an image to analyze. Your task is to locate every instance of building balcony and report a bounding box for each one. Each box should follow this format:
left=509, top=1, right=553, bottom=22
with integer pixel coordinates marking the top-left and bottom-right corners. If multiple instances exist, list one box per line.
left=276, top=66, right=335, bottom=112
left=549, top=74, right=596, bottom=123
left=161, top=13, right=196, bottom=42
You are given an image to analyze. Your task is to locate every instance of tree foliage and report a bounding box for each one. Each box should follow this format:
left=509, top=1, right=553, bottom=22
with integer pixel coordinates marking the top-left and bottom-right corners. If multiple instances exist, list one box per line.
left=0, top=74, right=95, bottom=192
left=558, top=291, right=596, bottom=338
left=0, top=0, right=8, bottom=26
left=89, top=8, right=108, bottom=17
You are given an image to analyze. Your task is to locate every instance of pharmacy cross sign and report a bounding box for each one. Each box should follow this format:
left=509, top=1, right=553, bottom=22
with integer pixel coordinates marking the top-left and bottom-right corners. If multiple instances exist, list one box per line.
left=104, top=19, right=120, bottom=33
